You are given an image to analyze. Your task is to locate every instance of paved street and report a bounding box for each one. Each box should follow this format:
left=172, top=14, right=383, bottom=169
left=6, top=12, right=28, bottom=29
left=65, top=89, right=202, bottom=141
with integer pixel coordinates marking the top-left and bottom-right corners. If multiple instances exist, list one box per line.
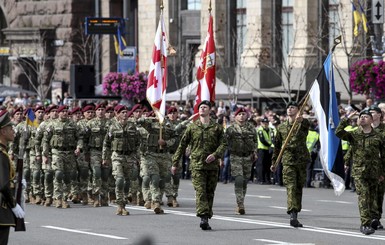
left=9, top=179, right=385, bottom=245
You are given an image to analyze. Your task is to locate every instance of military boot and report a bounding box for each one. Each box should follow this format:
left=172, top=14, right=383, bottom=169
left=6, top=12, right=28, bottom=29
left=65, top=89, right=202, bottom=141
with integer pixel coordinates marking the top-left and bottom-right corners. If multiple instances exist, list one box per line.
left=200, top=216, right=212, bottom=230
left=167, top=196, right=173, bottom=207
left=290, top=212, right=303, bottom=228
left=236, top=203, right=245, bottom=215
left=45, top=197, right=53, bottom=207
left=131, top=195, right=137, bottom=205
left=109, top=192, right=116, bottom=204
left=153, top=202, right=164, bottom=214
left=121, top=206, right=129, bottom=216
left=35, top=195, right=42, bottom=205
left=87, top=191, right=94, bottom=205
left=100, top=195, right=109, bottom=207
left=62, top=200, right=70, bottom=209
left=144, top=200, right=152, bottom=209
left=172, top=197, right=179, bottom=208
left=137, top=195, right=145, bottom=206
left=370, top=219, right=380, bottom=230
left=71, top=194, right=80, bottom=204
left=116, top=206, right=122, bottom=215
left=93, top=194, right=100, bottom=207
left=360, top=225, right=375, bottom=235
left=55, top=199, right=62, bottom=208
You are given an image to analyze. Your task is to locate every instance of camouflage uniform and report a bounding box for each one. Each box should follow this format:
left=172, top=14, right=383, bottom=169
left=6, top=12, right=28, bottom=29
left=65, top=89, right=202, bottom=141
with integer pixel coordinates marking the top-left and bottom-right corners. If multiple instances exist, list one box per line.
left=225, top=121, right=258, bottom=213
left=172, top=118, right=227, bottom=219
left=29, top=121, right=44, bottom=204
left=102, top=118, right=140, bottom=209
left=272, top=119, right=310, bottom=215
left=336, top=118, right=385, bottom=227
left=43, top=117, right=82, bottom=208
left=372, top=123, right=385, bottom=224
left=86, top=116, right=110, bottom=206
left=138, top=118, right=175, bottom=213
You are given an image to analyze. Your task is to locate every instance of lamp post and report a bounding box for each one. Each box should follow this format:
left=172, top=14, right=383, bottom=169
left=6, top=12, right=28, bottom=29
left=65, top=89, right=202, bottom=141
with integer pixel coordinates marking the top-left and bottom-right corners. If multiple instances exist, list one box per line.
left=371, top=0, right=385, bottom=63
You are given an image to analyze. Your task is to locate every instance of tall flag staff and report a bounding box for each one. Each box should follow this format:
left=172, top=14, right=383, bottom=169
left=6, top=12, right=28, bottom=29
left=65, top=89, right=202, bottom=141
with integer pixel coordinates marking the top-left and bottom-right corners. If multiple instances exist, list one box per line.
left=146, top=0, right=169, bottom=145
left=194, top=0, right=216, bottom=113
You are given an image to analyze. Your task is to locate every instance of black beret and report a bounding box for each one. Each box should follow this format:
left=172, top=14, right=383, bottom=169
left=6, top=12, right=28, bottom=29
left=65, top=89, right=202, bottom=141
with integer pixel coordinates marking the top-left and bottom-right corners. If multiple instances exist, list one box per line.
left=369, top=105, right=382, bottom=114
left=359, top=109, right=373, bottom=118
left=286, top=101, right=299, bottom=108
left=198, top=100, right=212, bottom=108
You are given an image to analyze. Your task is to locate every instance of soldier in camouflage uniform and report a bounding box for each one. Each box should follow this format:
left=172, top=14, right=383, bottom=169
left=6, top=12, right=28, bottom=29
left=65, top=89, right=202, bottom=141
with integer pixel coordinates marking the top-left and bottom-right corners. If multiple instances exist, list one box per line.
left=35, top=105, right=58, bottom=207
left=225, top=107, right=258, bottom=215
left=42, top=105, right=83, bottom=208
left=369, top=105, right=385, bottom=230
left=271, top=101, right=310, bottom=228
left=172, top=100, right=227, bottom=230
left=337, top=109, right=385, bottom=235
left=102, top=105, right=140, bottom=215
left=28, top=105, right=45, bottom=205
left=85, top=103, right=111, bottom=207
left=137, top=110, right=176, bottom=214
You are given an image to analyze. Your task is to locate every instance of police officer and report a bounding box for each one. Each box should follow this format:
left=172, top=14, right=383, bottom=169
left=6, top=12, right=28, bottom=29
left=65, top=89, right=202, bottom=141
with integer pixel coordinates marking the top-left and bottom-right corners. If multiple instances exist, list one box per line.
left=42, top=105, right=82, bottom=208
left=172, top=100, right=227, bottom=230
left=102, top=105, right=140, bottom=215
left=256, top=117, right=273, bottom=184
left=225, top=107, right=258, bottom=215
left=305, top=119, right=319, bottom=188
left=336, top=109, right=385, bottom=235
left=271, top=101, right=310, bottom=228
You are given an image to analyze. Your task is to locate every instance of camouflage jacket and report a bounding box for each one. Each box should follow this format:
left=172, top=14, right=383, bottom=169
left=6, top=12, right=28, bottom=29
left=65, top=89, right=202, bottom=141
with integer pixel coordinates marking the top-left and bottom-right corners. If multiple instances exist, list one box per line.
left=42, top=119, right=82, bottom=156
left=272, top=119, right=310, bottom=165
left=336, top=118, right=385, bottom=179
left=172, top=118, right=227, bottom=171
left=35, top=120, right=51, bottom=157
left=85, top=117, right=109, bottom=152
left=225, top=122, right=258, bottom=156
left=10, top=121, right=32, bottom=157
left=102, top=119, right=140, bottom=160
left=167, top=119, right=189, bottom=154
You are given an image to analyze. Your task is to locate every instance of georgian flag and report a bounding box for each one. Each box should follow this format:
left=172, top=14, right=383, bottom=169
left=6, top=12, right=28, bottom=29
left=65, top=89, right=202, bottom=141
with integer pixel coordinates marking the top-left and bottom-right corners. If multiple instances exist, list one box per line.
left=194, top=14, right=216, bottom=113
left=146, top=12, right=168, bottom=124
left=309, top=51, right=345, bottom=196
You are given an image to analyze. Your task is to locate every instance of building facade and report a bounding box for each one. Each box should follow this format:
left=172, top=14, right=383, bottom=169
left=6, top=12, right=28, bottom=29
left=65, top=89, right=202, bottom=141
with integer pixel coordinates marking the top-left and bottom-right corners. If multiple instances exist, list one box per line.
left=0, top=0, right=372, bottom=105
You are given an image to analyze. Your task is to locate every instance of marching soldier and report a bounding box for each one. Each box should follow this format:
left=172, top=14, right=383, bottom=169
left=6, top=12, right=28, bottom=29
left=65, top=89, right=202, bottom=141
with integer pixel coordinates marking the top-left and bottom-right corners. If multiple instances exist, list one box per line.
left=225, top=107, right=258, bottom=214
left=102, top=105, right=140, bottom=215
left=42, top=105, right=83, bottom=208
left=172, top=100, right=227, bottom=230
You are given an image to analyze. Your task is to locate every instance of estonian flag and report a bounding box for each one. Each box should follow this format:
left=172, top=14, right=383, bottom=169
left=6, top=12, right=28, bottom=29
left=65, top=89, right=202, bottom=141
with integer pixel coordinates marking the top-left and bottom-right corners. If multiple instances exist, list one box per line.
left=26, top=108, right=38, bottom=128
left=309, top=38, right=345, bottom=196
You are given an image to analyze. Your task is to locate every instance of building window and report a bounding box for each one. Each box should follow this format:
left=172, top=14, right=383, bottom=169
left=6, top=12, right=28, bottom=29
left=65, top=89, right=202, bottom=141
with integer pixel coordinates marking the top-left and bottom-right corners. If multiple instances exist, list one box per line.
left=282, top=1, right=293, bottom=62
left=188, top=0, right=201, bottom=10
left=236, top=0, right=246, bottom=65
left=329, top=0, right=340, bottom=47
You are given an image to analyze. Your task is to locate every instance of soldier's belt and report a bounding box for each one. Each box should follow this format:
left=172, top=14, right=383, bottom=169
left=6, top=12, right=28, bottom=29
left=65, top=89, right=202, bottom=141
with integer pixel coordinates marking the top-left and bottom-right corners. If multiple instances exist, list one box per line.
left=233, top=152, right=251, bottom=157
left=53, top=147, right=73, bottom=151
left=148, top=148, right=167, bottom=153
left=113, top=150, right=132, bottom=155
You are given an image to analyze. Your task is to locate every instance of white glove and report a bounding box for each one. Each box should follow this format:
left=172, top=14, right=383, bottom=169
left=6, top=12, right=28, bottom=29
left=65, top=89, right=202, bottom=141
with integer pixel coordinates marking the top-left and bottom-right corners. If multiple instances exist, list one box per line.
left=12, top=204, right=25, bottom=219
left=21, top=179, right=27, bottom=189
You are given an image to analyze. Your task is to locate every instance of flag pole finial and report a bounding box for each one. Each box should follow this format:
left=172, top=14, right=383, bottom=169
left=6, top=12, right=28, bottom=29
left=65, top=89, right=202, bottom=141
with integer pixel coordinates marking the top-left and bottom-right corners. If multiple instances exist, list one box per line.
left=208, top=0, right=212, bottom=13
left=160, top=0, right=164, bottom=11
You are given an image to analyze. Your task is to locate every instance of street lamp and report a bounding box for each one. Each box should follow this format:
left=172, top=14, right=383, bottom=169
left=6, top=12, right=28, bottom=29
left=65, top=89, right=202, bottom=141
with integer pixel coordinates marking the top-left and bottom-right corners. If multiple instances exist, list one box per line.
left=370, top=35, right=385, bottom=63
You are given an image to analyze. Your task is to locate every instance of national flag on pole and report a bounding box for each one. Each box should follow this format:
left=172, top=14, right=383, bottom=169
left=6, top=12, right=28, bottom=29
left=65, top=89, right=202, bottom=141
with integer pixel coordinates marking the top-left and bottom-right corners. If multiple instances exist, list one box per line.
left=352, top=3, right=362, bottom=37
left=358, top=1, right=368, bottom=33
left=194, top=13, right=216, bottom=113
left=146, top=12, right=168, bottom=124
left=309, top=38, right=345, bottom=196
left=114, top=28, right=127, bottom=56
left=26, top=108, right=38, bottom=128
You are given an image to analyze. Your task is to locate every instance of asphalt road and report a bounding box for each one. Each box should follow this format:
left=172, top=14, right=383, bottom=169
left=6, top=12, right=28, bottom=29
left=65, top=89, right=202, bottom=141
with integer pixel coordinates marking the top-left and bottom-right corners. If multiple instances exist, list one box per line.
left=8, top=179, right=385, bottom=245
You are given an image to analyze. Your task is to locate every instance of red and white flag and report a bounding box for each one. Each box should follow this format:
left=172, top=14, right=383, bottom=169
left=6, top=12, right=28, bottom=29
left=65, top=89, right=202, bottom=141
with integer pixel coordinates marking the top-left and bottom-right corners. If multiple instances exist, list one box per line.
left=147, top=13, right=168, bottom=124
left=194, top=14, right=216, bottom=113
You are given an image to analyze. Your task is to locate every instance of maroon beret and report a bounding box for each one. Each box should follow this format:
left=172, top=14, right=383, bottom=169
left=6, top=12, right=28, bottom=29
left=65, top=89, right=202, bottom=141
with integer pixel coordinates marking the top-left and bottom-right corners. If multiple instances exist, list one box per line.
left=106, top=106, right=114, bottom=112
left=95, top=103, right=106, bottom=110
left=234, top=107, right=247, bottom=116
left=70, top=107, right=81, bottom=115
left=131, top=104, right=142, bottom=112
left=167, top=106, right=178, bottom=114
left=34, top=105, right=45, bottom=112
left=57, top=105, right=69, bottom=113
left=82, top=105, right=95, bottom=113
left=12, top=107, right=23, bottom=116
left=146, top=111, right=155, bottom=117
left=114, top=105, right=128, bottom=113
left=45, top=105, right=58, bottom=113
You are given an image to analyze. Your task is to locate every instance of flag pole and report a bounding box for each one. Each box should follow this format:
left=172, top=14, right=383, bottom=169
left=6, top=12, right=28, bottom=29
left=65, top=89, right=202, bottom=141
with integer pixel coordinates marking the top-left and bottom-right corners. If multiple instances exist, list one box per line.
left=159, top=0, right=164, bottom=149
left=271, top=36, right=342, bottom=171
left=209, top=0, right=212, bottom=13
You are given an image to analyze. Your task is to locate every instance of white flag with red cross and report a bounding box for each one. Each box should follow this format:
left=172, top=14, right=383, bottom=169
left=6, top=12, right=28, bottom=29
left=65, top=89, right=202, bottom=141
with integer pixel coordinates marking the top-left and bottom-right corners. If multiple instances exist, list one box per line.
left=146, top=13, right=168, bottom=124
left=194, top=14, right=216, bottom=113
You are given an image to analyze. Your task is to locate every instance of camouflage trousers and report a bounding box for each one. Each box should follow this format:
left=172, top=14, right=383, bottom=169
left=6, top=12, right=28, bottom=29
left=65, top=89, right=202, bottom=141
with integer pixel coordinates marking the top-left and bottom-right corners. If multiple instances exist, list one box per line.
left=90, top=150, right=110, bottom=196
left=41, top=155, right=53, bottom=198
left=140, top=152, right=170, bottom=203
left=191, top=169, right=219, bottom=218
left=355, top=178, right=378, bottom=225
left=30, top=154, right=44, bottom=197
left=230, top=155, right=252, bottom=205
left=51, top=150, right=76, bottom=200
left=22, top=151, right=31, bottom=196
left=373, top=180, right=385, bottom=220
left=164, top=158, right=181, bottom=198
left=282, top=163, right=306, bottom=214
left=72, top=153, right=89, bottom=196
left=111, top=152, right=138, bottom=206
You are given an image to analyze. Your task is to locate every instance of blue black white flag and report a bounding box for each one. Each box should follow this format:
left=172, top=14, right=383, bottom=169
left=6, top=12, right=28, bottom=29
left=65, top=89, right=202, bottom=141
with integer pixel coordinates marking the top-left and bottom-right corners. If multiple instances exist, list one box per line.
left=309, top=37, right=345, bottom=196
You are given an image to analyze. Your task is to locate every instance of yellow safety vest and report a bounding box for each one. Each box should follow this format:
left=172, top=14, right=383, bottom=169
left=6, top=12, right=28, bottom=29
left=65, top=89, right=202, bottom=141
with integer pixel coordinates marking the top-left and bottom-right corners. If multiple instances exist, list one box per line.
left=257, top=127, right=272, bottom=150
left=306, top=130, right=319, bottom=152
